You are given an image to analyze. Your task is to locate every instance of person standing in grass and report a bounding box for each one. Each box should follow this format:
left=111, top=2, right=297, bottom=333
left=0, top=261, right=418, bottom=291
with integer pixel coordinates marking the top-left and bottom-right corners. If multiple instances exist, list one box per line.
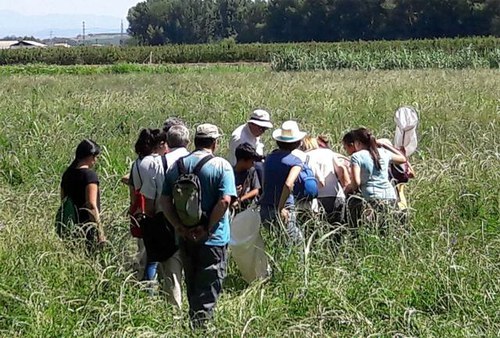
left=301, top=136, right=350, bottom=224
left=259, top=120, right=306, bottom=245
left=232, top=143, right=262, bottom=213
left=162, top=124, right=236, bottom=328
left=60, top=139, right=106, bottom=252
left=132, top=128, right=181, bottom=300
left=156, top=124, right=191, bottom=307
left=228, top=109, right=273, bottom=187
left=342, top=128, right=407, bottom=228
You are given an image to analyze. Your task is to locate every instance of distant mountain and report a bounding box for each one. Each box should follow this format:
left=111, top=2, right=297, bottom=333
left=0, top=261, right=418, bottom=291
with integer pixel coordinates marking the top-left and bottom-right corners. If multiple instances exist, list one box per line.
left=0, top=10, right=126, bottom=39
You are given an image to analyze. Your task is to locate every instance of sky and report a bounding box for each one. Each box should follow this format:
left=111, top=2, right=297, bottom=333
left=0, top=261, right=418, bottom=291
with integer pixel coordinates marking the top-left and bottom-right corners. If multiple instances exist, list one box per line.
left=0, top=0, right=141, bottom=18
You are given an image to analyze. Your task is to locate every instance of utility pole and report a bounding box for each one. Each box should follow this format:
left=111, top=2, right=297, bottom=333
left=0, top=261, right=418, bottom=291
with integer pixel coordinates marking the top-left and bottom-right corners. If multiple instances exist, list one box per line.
left=82, top=21, right=86, bottom=45
left=120, top=19, right=124, bottom=46
left=49, top=30, right=53, bottom=46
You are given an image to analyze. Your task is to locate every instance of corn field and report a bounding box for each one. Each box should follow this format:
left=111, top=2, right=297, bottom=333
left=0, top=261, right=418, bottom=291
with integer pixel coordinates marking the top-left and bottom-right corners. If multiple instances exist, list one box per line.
left=0, top=37, right=498, bottom=69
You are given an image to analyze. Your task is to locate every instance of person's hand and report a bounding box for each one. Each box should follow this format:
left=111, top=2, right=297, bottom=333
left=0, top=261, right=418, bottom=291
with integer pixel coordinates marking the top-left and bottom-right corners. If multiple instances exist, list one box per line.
left=120, top=174, right=130, bottom=185
left=188, top=226, right=208, bottom=242
left=279, top=208, right=289, bottom=222
left=232, top=198, right=241, bottom=210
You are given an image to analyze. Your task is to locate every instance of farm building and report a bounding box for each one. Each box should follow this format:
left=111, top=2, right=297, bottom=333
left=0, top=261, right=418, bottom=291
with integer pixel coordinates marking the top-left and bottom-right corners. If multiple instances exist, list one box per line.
left=0, top=40, right=47, bottom=49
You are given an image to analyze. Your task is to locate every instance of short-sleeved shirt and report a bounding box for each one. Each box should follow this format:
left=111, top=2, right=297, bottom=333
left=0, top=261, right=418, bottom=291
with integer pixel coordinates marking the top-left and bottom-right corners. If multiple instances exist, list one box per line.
left=351, top=148, right=396, bottom=200
left=260, top=150, right=302, bottom=207
left=61, top=168, right=100, bottom=224
left=234, top=166, right=261, bottom=208
left=162, top=150, right=237, bottom=246
left=132, top=154, right=164, bottom=212
left=228, top=124, right=264, bottom=166
left=306, top=148, right=345, bottom=199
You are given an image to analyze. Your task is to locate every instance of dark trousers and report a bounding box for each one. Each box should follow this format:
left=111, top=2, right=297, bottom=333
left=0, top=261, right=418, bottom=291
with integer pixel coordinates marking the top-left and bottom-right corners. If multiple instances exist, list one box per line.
left=179, top=240, right=228, bottom=328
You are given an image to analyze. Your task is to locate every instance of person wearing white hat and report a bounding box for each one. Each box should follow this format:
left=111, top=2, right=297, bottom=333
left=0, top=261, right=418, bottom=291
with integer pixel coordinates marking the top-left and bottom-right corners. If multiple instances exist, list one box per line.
left=259, top=120, right=306, bottom=245
left=228, top=109, right=273, bottom=166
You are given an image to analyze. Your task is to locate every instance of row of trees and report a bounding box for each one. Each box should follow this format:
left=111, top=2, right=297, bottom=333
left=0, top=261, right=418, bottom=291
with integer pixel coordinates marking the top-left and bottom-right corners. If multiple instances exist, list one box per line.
left=127, top=0, right=500, bottom=45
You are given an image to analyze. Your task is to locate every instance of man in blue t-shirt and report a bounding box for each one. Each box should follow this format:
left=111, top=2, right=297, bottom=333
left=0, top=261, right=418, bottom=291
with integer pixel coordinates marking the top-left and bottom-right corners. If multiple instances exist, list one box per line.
left=260, top=120, right=307, bottom=245
left=162, top=123, right=236, bottom=328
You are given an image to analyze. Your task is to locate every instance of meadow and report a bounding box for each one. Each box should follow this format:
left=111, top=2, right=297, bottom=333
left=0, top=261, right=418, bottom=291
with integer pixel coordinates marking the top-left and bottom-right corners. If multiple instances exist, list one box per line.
left=0, top=66, right=498, bottom=336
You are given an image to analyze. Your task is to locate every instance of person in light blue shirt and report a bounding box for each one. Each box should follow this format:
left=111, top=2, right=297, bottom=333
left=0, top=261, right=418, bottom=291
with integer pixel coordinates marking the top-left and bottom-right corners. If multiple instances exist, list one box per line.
left=161, top=123, right=236, bottom=328
left=343, top=128, right=407, bottom=228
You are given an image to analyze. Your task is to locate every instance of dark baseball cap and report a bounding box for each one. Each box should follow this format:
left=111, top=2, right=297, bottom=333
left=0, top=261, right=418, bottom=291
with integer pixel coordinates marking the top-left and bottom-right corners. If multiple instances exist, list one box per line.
left=235, top=142, right=262, bottom=161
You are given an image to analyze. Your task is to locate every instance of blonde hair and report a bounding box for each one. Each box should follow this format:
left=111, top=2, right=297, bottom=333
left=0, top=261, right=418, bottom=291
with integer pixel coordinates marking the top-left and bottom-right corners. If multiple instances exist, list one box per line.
left=301, top=136, right=319, bottom=152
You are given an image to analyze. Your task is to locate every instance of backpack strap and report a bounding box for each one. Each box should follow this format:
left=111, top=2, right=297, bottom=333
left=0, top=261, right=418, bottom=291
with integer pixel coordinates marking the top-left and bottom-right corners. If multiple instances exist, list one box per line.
left=193, top=154, right=214, bottom=175
left=161, top=155, right=168, bottom=174
left=177, top=156, right=188, bottom=175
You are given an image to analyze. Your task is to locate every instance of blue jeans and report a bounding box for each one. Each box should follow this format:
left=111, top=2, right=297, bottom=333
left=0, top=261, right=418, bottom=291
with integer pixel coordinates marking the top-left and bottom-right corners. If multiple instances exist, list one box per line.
left=143, top=262, right=158, bottom=281
left=260, top=204, right=303, bottom=245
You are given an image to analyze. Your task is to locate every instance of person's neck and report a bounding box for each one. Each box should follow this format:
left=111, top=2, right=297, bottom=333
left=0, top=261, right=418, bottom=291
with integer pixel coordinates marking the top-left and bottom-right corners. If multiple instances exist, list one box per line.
left=234, top=162, right=246, bottom=172
left=196, top=147, right=213, bottom=154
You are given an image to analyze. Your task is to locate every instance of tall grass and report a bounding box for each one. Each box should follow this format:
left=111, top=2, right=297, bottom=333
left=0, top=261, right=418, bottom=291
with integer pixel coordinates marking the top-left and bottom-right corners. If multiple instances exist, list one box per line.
left=0, top=69, right=498, bottom=336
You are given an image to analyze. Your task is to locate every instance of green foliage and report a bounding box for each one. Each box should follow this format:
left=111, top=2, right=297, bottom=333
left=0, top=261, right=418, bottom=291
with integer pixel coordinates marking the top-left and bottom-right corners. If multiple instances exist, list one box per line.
left=125, top=0, right=500, bottom=44
left=0, top=68, right=499, bottom=336
left=0, top=37, right=499, bottom=68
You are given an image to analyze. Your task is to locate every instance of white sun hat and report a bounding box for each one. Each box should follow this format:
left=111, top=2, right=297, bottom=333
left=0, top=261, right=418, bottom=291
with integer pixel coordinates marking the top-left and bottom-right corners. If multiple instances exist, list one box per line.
left=248, top=109, right=273, bottom=129
left=272, top=120, right=307, bottom=143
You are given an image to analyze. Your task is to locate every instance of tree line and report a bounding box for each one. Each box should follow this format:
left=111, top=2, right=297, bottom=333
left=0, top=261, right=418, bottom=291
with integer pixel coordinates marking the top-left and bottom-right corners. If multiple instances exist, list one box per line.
left=127, top=0, right=500, bottom=45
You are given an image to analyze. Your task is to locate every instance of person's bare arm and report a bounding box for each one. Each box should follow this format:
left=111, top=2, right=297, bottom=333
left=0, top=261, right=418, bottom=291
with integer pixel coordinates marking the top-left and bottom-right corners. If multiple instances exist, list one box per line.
left=345, top=164, right=361, bottom=194
left=239, top=188, right=259, bottom=203
left=85, top=183, right=105, bottom=243
left=333, top=156, right=351, bottom=188
left=208, top=195, right=232, bottom=233
left=391, top=152, right=407, bottom=165
left=278, top=166, right=301, bottom=219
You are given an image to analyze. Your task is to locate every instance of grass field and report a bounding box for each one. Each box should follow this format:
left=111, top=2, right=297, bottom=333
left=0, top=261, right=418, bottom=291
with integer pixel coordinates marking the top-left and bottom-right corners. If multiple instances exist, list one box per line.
left=0, top=67, right=499, bottom=336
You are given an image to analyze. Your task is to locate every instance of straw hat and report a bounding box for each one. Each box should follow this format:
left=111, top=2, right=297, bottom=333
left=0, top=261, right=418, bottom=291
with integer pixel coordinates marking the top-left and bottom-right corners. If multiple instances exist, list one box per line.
left=272, top=120, right=307, bottom=143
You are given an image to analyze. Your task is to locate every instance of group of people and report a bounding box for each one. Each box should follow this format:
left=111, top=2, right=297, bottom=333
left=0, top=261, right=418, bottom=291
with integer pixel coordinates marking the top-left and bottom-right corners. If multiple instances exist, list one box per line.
left=57, top=109, right=413, bottom=329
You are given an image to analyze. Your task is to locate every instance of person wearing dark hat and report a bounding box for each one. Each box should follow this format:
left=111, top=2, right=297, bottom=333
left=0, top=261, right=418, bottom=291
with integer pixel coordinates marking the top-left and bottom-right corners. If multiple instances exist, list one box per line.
left=232, top=143, right=262, bottom=213
left=59, top=139, right=106, bottom=252
left=161, top=123, right=236, bottom=328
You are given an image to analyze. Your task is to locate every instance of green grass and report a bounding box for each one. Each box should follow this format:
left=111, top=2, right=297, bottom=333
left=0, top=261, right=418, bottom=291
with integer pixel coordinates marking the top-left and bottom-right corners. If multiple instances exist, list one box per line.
left=0, top=68, right=498, bottom=336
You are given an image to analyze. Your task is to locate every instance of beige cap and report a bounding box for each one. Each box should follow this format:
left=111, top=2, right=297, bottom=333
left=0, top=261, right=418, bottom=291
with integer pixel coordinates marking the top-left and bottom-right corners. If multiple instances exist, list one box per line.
left=195, top=123, right=222, bottom=139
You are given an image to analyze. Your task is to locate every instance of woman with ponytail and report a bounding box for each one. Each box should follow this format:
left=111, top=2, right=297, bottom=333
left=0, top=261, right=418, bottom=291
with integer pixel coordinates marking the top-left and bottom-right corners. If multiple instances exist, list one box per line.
left=342, top=128, right=407, bottom=227
left=343, top=128, right=406, bottom=200
left=60, top=139, right=105, bottom=251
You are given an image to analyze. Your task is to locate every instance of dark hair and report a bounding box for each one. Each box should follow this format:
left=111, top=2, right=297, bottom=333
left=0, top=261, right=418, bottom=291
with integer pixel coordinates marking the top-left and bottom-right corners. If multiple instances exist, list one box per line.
left=342, top=131, right=355, bottom=146
left=66, top=139, right=101, bottom=171
left=344, top=128, right=381, bottom=170
left=134, top=128, right=155, bottom=158
left=276, top=140, right=301, bottom=152
left=151, top=129, right=167, bottom=149
left=194, top=136, right=216, bottom=149
left=235, top=142, right=260, bottom=162
left=163, top=117, right=186, bottom=133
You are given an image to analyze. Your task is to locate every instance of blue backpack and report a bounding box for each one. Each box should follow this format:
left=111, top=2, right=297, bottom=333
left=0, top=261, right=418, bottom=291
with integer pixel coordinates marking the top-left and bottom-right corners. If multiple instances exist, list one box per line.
left=293, top=156, right=319, bottom=201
